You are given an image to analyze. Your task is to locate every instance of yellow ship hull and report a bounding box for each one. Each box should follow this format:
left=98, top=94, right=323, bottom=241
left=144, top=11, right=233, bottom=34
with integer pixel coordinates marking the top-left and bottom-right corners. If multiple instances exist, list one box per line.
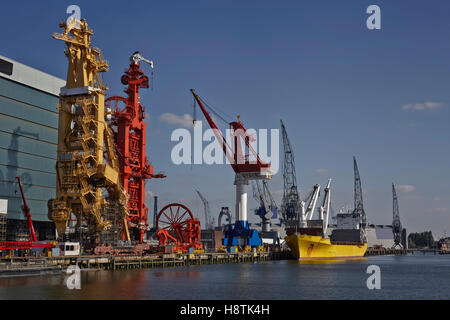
left=285, top=234, right=367, bottom=261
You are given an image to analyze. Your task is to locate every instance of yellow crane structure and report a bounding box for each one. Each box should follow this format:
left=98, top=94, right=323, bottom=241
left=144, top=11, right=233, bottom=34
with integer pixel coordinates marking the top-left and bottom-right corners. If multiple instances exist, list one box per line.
left=49, top=19, right=130, bottom=242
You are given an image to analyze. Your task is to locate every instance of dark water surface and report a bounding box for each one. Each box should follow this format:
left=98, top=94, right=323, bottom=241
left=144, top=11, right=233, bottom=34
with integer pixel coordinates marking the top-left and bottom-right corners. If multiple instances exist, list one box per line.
left=0, top=254, right=449, bottom=300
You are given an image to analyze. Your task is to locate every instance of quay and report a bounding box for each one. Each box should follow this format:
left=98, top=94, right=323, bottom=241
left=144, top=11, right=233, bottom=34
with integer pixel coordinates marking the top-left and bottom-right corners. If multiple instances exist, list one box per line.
left=365, top=248, right=445, bottom=256
left=0, top=251, right=291, bottom=276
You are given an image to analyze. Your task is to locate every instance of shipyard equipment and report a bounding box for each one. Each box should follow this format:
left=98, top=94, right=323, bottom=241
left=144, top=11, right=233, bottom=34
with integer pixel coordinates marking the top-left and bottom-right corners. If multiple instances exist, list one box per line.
left=218, top=207, right=232, bottom=229
left=280, top=120, right=301, bottom=226
left=353, top=156, right=367, bottom=229
left=392, top=183, right=403, bottom=249
left=105, top=52, right=165, bottom=243
left=16, top=176, right=36, bottom=242
left=49, top=19, right=130, bottom=242
left=252, top=181, right=278, bottom=232
left=154, top=203, right=203, bottom=252
left=191, top=89, right=271, bottom=249
left=0, top=177, right=55, bottom=251
left=195, top=190, right=214, bottom=230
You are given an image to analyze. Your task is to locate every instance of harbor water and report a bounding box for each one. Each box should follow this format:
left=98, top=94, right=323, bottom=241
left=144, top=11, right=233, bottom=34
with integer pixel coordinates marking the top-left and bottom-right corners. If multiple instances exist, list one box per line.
left=0, top=254, right=449, bottom=300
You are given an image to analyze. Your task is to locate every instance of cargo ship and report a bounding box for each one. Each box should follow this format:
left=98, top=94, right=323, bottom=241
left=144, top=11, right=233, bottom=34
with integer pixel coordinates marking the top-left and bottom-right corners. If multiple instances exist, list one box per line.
left=284, top=181, right=368, bottom=261
left=285, top=234, right=367, bottom=261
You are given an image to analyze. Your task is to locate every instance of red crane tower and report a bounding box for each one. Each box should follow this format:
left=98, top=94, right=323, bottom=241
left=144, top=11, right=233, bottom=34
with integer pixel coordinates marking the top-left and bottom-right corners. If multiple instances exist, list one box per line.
left=106, top=52, right=165, bottom=243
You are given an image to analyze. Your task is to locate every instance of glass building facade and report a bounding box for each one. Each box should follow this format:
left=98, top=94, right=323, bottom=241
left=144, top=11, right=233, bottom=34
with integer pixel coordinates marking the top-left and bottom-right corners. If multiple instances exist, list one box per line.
left=0, top=55, right=65, bottom=240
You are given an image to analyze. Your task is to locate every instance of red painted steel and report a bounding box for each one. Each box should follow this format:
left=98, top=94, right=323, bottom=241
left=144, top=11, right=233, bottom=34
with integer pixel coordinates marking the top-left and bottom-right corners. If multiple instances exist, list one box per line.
left=16, top=176, right=37, bottom=242
left=0, top=177, right=56, bottom=251
left=190, top=90, right=271, bottom=175
left=106, top=60, right=165, bottom=243
left=154, top=203, right=203, bottom=252
left=0, top=241, right=54, bottom=250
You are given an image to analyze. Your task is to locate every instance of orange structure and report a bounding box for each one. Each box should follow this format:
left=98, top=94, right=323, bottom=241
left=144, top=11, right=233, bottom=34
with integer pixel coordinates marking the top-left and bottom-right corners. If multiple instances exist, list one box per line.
left=106, top=52, right=165, bottom=243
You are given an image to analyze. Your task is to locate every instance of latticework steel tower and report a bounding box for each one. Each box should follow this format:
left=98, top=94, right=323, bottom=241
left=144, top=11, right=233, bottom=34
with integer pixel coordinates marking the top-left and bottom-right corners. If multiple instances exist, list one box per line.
left=353, top=156, right=366, bottom=229
left=50, top=19, right=130, bottom=242
left=392, top=183, right=403, bottom=248
left=280, top=120, right=300, bottom=223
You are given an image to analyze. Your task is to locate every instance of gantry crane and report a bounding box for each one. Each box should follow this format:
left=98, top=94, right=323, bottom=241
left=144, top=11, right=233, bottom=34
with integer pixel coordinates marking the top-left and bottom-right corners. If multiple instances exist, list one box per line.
left=195, top=189, right=214, bottom=230
left=280, top=120, right=301, bottom=226
left=392, top=183, right=403, bottom=249
left=191, top=89, right=271, bottom=249
left=106, top=52, right=165, bottom=243
left=49, top=19, right=130, bottom=242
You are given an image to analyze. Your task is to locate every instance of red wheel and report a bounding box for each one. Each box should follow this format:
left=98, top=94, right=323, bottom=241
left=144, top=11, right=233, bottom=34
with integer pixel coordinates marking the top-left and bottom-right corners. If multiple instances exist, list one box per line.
left=156, top=203, right=194, bottom=242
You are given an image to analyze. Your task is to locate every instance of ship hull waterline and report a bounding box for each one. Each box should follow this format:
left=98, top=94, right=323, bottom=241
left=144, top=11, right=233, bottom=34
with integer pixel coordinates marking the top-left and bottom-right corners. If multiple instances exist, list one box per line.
left=285, top=234, right=368, bottom=261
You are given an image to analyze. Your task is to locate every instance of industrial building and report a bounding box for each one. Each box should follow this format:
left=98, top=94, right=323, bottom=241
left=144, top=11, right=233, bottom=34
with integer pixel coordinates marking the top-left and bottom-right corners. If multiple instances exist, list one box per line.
left=0, top=54, right=65, bottom=241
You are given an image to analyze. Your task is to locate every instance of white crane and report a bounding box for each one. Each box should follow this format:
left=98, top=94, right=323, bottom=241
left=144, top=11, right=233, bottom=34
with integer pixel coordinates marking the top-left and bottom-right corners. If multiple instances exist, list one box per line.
left=318, top=179, right=332, bottom=235
left=196, top=189, right=214, bottom=230
left=130, top=51, right=154, bottom=68
left=304, top=184, right=321, bottom=221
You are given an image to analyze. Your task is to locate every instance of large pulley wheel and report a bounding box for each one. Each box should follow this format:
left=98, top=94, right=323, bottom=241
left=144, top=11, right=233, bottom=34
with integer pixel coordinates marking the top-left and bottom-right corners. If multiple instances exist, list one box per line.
left=156, top=203, right=194, bottom=241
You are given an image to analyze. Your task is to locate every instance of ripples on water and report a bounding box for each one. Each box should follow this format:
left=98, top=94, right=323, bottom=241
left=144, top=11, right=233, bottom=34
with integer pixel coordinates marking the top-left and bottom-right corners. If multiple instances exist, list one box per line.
left=0, top=254, right=449, bottom=300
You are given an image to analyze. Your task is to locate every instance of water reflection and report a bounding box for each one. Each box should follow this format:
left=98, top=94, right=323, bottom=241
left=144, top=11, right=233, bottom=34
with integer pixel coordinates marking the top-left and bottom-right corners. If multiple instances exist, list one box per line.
left=0, top=256, right=448, bottom=300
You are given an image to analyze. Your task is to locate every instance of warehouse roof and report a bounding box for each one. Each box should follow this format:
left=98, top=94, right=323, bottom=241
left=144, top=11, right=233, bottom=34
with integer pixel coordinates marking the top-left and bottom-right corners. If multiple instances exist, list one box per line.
left=0, top=54, right=65, bottom=96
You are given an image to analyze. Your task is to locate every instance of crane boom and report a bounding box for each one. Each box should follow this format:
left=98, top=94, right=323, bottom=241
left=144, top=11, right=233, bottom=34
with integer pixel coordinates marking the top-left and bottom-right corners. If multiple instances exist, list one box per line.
left=16, top=176, right=37, bottom=242
left=196, top=189, right=213, bottom=230
left=319, top=179, right=332, bottom=235
left=130, top=51, right=154, bottom=68
left=305, top=184, right=321, bottom=221
left=280, top=119, right=300, bottom=223
left=190, top=89, right=271, bottom=176
left=262, top=181, right=278, bottom=219
left=353, top=156, right=366, bottom=228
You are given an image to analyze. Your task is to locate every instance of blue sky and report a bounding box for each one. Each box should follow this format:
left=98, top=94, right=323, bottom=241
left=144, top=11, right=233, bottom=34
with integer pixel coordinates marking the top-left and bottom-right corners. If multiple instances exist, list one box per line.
left=1, top=1, right=450, bottom=238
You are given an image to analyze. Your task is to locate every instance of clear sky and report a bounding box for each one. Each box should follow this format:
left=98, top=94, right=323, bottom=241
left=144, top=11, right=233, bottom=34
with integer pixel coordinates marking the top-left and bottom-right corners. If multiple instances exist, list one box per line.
left=1, top=0, right=449, bottom=238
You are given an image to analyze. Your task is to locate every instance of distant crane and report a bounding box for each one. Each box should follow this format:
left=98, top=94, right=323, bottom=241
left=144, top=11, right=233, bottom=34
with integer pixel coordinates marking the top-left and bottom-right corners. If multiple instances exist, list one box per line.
left=280, top=120, right=300, bottom=225
left=353, top=156, right=367, bottom=229
left=218, top=207, right=232, bottom=229
left=196, top=190, right=214, bottom=230
left=392, top=183, right=403, bottom=249
left=252, top=181, right=278, bottom=232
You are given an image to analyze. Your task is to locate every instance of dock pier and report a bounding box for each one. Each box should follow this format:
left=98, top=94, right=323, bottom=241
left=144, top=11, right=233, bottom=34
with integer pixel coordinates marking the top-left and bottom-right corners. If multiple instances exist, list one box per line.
left=0, top=251, right=290, bottom=275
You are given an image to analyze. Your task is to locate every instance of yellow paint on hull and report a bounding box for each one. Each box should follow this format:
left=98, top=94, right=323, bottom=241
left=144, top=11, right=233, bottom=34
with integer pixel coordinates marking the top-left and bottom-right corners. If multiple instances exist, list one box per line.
left=285, top=234, right=367, bottom=261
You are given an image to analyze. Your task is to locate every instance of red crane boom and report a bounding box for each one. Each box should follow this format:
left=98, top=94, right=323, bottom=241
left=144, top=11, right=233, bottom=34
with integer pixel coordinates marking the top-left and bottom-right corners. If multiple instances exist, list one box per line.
left=16, top=176, right=37, bottom=242
left=0, top=177, right=54, bottom=251
left=190, top=89, right=270, bottom=175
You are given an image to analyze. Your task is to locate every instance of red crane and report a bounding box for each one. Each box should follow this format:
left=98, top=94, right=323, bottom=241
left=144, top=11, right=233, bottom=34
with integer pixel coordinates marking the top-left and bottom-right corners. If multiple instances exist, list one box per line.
left=16, top=176, right=36, bottom=242
left=190, top=90, right=271, bottom=248
left=0, top=177, right=54, bottom=251
left=106, top=52, right=165, bottom=243
left=190, top=89, right=270, bottom=175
